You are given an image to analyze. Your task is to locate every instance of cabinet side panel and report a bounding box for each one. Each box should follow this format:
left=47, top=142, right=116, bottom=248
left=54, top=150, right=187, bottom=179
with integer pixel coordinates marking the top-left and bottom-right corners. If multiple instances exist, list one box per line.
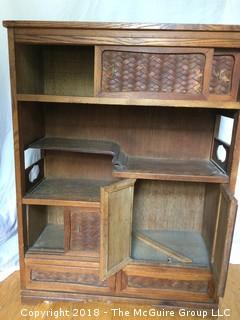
left=228, top=111, right=240, bottom=192
left=7, top=28, right=26, bottom=287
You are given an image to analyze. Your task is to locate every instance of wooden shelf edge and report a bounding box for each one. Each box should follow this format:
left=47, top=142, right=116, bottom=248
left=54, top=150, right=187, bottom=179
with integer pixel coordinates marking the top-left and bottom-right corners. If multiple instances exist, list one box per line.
left=17, top=94, right=240, bottom=109
left=112, top=171, right=229, bottom=184
left=22, top=198, right=100, bottom=208
left=4, top=20, right=240, bottom=31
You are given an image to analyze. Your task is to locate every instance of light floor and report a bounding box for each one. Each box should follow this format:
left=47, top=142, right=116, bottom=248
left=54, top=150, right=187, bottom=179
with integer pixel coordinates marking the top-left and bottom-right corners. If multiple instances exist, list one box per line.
left=0, top=265, right=239, bottom=320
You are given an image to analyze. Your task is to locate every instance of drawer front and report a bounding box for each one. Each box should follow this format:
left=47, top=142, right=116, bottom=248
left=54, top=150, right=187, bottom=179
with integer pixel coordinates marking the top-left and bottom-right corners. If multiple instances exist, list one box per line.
left=26, top=264, right=115, bottom=294
left=209, top=55, right=235, bottom=95
left=65, top=207, right=100, bottom=257
left=116, top=264, right=214, bottom=303
left=96, top=46, right=211, bottom=99
left=96, top=46, right=240, bottom=101
left=102, top=51, right=205, bottom=95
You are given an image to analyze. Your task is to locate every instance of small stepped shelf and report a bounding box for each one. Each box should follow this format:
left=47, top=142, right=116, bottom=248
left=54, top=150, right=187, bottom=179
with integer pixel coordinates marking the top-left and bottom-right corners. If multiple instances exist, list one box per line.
left=23, top=177, right=115, bottom=207
left=28, top=137, right=229, bottom=184
left=17, top=94, right=240, bottom=110
left=28, top=137, right=126, bottom=168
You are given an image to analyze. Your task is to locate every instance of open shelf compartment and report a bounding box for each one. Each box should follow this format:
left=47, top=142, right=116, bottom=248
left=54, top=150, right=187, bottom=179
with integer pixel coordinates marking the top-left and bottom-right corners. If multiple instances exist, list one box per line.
left=21, top=102, right=236, bottom=186
left=26, top=204, right=101, bottom=258
left=23, top=177, right=115, bottom=207
left=16, top=44, right=94, bottom=97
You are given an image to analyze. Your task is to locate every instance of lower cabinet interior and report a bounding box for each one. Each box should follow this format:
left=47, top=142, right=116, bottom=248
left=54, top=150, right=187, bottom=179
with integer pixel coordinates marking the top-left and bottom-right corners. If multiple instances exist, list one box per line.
left=27, top=205, right=65, bottom=252
left=131, top=180, right=213, bottom=268
left=23, top=177, right=237, bottom=302
left=26, top=180, right=220, bottom=269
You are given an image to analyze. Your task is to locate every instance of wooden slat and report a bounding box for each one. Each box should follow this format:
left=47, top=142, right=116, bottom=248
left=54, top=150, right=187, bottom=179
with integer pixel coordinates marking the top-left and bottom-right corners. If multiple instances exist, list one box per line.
left=17, top=94, right=240, bottom=109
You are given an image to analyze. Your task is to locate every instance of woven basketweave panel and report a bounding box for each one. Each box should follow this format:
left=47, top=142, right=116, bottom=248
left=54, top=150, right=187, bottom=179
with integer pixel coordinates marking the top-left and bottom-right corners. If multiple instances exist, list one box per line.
left=102, top=50, right=205, bottom=94
left=70, top=211, right=100, bottom=254
left=209, top=55, right=234, bottom=95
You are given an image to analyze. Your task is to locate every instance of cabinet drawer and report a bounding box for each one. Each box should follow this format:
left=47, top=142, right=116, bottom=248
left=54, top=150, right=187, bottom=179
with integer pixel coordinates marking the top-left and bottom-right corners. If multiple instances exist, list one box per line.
left=26, top=264, right=115, bottom=294
left=95, top=46, right=240, bottom=101
left=117, top=264, right=214, bottom=303
left=65, top=207, right=100, bottom=257
left=96, top=46, right=209, bottom=99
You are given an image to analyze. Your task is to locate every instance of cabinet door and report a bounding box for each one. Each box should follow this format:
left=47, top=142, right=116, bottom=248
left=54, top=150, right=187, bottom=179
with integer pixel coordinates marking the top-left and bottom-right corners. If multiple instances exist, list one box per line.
left=99, top=179, right=136, bottom=280
left=212, top=185, right=237, bottom=297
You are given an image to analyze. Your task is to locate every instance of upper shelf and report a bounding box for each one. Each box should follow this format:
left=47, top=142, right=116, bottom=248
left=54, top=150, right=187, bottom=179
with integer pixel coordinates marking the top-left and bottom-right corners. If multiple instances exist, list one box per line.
left=15, top=43, right=240, bottom=108
left=17, top=94, right=240, bottom=110
left=28, top=136, right=228, bottom=184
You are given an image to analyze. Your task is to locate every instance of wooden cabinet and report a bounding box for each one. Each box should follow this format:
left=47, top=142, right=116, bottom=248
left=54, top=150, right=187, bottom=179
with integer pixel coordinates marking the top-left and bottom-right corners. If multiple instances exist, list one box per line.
left=4, top=21, right=240, bottom=310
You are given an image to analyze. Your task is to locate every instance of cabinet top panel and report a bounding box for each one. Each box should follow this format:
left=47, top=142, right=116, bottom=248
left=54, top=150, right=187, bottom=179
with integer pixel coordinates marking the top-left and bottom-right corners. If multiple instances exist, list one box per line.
left=3, top=20, right=240, bottom=32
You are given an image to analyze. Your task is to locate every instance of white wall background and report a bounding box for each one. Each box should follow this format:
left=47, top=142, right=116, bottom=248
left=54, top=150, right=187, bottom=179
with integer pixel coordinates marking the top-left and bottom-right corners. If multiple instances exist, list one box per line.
left=1, top=0, right=240, bottom=279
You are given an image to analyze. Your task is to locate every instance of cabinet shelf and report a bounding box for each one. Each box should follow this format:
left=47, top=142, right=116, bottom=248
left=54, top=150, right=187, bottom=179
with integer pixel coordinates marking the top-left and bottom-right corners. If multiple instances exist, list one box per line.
left=17, top=94, right=240, bottom=110
left=113, top=158, right=228, bottom=183
left=28, top=136, right=120, bottom=158
left=28, top=137, right=228, bottom=184
left=23, top=177, right=115, bottom=207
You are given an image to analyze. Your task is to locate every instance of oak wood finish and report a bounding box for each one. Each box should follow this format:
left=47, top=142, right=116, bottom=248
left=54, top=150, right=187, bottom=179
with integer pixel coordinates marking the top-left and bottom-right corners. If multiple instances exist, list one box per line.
left=4, top=21, right=240, bottom=309
left=17, top=93, right=240, bottom=109
left=3, top=21, right=240, bottom=30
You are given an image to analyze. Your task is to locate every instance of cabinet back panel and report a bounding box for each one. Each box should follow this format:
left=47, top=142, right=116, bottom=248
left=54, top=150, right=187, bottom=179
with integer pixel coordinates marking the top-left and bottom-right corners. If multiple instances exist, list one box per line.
left=43, top=46, right=94, bottom=96
left=16, top=45, right=44, bottom=94
left=16, top=45, right=94, bottom=96
left=133, top=180, right=205, bottom=232
left=20, top=102, right=45, bottom=148
left=45, top=151, right=113, bottom=180
left=47, top=206, right=65, bottom=224
left=45, top=105, right=215, bottom=160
